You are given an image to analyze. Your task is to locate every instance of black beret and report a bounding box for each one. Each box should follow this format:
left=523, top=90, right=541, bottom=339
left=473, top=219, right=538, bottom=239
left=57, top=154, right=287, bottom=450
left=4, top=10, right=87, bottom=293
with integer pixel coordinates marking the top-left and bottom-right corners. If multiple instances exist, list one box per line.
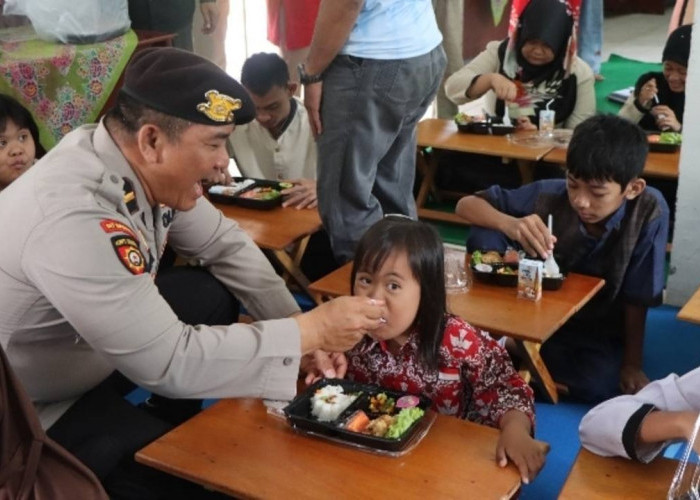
left=120, top=47, right=255, bottom=126
left=663, top=24, right=693, bottom=68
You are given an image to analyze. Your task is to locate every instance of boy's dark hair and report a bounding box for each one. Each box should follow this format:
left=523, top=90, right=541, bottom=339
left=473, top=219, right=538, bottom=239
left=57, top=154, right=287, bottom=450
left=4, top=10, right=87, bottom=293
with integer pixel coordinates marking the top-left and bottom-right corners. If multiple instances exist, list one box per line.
left=351, top=216, right=446, bottom=371
left=240, top=53, right=289, bottom=96
left=566, top=114, right=648, bottom=188
left=0, top=94, right=46, bottom=159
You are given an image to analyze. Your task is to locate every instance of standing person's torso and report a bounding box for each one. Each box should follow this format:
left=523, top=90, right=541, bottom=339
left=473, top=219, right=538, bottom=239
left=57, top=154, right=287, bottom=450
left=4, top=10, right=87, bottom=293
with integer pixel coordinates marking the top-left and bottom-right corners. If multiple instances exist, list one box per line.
left=340, top=0, right=442, bottom=59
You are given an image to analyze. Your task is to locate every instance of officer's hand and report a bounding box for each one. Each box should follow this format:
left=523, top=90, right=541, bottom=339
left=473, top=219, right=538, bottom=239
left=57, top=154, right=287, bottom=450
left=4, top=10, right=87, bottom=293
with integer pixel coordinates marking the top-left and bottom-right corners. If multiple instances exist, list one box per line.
left=296, top=296, right=386, bottom=354
left=637, top=77, right=658, bottom=107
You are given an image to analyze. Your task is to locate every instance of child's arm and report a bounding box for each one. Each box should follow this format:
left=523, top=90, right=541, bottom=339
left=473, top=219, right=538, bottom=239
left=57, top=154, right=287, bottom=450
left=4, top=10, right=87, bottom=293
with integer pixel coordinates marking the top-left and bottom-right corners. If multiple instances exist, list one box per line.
left=580, top=369, right=700, bottom=462
left=639, top=410, right=699, bottom=450
left=620, top=303, right=650, bottom=394
left=456, top=195, right=554, bottom=259
left=497, top=410, right=550, bottom=485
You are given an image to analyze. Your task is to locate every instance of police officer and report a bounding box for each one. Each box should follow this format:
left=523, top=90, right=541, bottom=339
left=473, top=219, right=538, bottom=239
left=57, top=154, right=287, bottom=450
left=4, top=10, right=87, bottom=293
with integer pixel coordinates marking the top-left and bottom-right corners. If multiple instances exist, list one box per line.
left=0, top=48, right=385, bottom=498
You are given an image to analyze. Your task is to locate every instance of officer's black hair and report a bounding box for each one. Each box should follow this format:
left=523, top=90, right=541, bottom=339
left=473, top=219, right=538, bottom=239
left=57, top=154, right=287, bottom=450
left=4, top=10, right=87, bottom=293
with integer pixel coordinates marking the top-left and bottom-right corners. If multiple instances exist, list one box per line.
left=106, top=93, right=191, bottom=142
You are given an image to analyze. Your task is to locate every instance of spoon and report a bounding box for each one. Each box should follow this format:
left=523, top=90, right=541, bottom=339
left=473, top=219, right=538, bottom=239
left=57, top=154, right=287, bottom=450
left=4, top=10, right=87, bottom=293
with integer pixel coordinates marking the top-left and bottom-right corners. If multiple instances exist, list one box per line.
left=503, top=102, right=512, bottom=127
left=544, top=214, right=560, bottom=278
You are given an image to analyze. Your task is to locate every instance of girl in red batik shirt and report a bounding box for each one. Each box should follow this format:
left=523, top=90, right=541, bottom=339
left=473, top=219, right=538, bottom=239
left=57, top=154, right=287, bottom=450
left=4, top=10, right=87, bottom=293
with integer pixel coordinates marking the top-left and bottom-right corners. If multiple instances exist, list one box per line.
left=345, top=216, right=549, bottom=484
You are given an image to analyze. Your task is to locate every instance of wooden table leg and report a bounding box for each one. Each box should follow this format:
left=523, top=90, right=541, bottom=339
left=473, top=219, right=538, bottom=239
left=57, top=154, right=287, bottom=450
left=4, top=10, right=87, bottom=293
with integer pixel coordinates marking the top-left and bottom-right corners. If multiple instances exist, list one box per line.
left=415, top=148, right=438, bottom=209
left=515, top=340, right=559, bottom=403
left=271, top=248, right=312, bottom=298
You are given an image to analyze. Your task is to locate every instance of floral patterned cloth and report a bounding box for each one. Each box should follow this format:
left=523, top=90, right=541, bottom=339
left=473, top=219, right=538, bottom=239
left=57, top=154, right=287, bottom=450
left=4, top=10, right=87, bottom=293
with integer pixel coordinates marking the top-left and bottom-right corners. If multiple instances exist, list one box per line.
left=346, top=314, right=535, bottom=429
left=0, top=26, right=137, bottom=149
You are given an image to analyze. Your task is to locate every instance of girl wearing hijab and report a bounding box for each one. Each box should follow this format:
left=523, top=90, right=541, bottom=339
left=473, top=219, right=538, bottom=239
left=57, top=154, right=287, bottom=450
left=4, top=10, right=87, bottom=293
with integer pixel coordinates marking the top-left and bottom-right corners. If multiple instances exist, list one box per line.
left=619, top=24, right=691, bottom=133
left=445, top=0, right=595, bottom=131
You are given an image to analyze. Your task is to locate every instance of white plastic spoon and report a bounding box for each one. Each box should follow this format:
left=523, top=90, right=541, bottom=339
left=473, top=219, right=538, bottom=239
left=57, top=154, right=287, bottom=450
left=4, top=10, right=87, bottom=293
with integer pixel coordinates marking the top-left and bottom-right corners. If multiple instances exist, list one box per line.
left=544, top=214, right=560, bottom=277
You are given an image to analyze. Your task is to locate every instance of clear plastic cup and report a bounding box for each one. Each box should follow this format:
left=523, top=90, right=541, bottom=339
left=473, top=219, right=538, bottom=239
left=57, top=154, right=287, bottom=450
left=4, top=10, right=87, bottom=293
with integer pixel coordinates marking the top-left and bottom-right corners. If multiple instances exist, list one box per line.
left=444, top=249, right=470, bottom=294
left=539, top=109, right=555, bottom=136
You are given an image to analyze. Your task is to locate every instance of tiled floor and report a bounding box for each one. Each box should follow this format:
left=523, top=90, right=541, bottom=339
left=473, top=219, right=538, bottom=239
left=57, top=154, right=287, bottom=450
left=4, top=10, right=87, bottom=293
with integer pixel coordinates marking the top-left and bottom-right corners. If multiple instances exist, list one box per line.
left=603, top=10, right=673, bottom=63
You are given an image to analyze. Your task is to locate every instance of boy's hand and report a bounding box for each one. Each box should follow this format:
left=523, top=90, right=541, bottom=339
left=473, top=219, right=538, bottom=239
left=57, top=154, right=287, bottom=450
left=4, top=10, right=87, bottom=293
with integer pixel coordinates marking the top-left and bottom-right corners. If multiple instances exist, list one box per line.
left=620, top=365, right=650, bottom=394
left=496, top=416, right=549, bottom=484
left=281, top=179, right=318, bottom=209
left=503, top=214, right=556, bottom=260
left=489, top=74, right=518, bottom=102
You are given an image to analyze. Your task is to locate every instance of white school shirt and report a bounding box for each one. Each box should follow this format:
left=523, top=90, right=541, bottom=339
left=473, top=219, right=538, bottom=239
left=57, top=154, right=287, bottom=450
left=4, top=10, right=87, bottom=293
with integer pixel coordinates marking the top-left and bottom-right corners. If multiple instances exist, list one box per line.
left=229, top=98, right=316, bottom=182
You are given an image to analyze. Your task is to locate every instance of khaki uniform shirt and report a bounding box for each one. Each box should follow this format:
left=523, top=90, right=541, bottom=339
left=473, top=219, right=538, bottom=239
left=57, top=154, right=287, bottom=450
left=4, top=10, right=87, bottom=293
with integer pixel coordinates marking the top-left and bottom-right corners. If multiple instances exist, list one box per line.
left=0, top=122, right=302, bottom=428
left=229, top=99, right=317, bottom=181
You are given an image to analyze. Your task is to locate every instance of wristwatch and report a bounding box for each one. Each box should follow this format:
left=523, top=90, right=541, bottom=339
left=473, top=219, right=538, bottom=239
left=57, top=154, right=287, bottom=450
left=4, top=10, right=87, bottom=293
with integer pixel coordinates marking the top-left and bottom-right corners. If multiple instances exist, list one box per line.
left=298, top=63, right=323, bottom=85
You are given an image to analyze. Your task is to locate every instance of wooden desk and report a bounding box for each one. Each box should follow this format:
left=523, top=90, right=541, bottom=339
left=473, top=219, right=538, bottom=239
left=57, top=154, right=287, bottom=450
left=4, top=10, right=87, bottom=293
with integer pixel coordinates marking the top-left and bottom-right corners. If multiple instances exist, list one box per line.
left=214, top=202, right=323, bottom=296
left=677, top=286, right=700, bottom=324
left=415, top=119, right=554, bottom=224
left=136, top=398, right=521, bottom=499
left=542, top=146, right=680, bottom=180
left=559, top=448, right=677, bottom=499
left=309, top=262, right=605, bottom=403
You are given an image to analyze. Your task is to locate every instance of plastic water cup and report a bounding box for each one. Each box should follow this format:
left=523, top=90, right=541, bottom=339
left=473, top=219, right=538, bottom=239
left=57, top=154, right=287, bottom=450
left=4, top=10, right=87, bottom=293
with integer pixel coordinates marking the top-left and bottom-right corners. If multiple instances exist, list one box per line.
left=539, top=109, right=555, bottom=136
left=444, top=250, right=470, bottom=294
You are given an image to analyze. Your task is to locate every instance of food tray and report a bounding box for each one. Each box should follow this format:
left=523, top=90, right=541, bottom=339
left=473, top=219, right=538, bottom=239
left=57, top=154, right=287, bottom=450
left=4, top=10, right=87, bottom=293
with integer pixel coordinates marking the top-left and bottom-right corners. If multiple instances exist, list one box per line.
left=456, top=121, right=515, bottom=135
left=208, top=176, right=286, bottom=210
left=470, top=252, right=565, bottom=290
left=284, top=378, right=433, bottom=453
left=647, top=139, right=680, bottom=153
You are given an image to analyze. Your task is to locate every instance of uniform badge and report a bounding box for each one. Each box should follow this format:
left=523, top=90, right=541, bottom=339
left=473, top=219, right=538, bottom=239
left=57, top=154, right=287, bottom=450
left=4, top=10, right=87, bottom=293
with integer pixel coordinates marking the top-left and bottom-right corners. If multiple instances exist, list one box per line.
left=100, top=219, right=136, bottom=239
left=111, top=235, right=146, bottom=275
left=196, top=90, right=241, bottom=123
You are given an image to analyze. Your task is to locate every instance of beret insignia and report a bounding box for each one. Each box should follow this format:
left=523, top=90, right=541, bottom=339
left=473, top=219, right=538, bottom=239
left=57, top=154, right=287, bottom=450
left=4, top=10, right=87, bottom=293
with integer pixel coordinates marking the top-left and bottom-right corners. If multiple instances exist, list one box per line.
left=196, top=90, right=241, bottom=123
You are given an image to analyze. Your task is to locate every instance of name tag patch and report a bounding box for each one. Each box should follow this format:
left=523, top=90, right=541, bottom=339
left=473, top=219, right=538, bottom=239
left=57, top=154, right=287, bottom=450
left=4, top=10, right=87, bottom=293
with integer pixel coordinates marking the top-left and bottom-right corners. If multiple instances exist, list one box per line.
left=100, top=219, right=136, bottom=239
left=111, top=235, right=146, bottom=275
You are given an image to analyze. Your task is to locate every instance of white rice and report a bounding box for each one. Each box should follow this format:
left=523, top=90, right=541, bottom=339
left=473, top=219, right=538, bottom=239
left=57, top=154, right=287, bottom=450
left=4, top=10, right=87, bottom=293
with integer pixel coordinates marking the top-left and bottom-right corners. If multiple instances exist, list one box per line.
left=310, top=385, right=357, bottom=422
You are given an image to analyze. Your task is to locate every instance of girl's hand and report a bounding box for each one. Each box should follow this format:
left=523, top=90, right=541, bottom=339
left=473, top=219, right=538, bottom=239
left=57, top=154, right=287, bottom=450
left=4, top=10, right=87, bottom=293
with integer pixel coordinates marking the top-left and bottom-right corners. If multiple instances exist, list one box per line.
left=489, top=74, right=518, bottom=101
left=515, top=116, right=537, bottom=131
left=651, top=105, right=681, bottom=132
left=301, top=350, right=348, bottom=385
left=497, top=415, right=550, bottom=484
left=637, top=78, right=658, bottom=107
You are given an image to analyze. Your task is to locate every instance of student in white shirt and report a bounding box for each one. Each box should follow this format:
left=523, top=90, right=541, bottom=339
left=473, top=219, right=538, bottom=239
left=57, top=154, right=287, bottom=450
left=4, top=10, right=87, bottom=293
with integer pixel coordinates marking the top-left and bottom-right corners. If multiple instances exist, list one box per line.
left=580, top=367, right=700, bottom=463
left=230, top=52, right=317, bottom=209
left=230, top=52, right=336, bottom=281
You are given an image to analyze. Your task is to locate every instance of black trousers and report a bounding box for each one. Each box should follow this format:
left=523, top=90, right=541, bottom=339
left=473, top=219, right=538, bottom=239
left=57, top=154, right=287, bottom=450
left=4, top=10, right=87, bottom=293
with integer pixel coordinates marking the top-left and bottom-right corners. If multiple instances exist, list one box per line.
left=47, top=267, right=238, bottom=499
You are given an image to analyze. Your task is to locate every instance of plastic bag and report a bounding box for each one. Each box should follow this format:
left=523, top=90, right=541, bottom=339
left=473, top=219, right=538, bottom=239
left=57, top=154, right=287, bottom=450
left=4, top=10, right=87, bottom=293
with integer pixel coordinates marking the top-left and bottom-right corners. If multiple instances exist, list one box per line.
left=3, top=0, right=130, bottom=44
